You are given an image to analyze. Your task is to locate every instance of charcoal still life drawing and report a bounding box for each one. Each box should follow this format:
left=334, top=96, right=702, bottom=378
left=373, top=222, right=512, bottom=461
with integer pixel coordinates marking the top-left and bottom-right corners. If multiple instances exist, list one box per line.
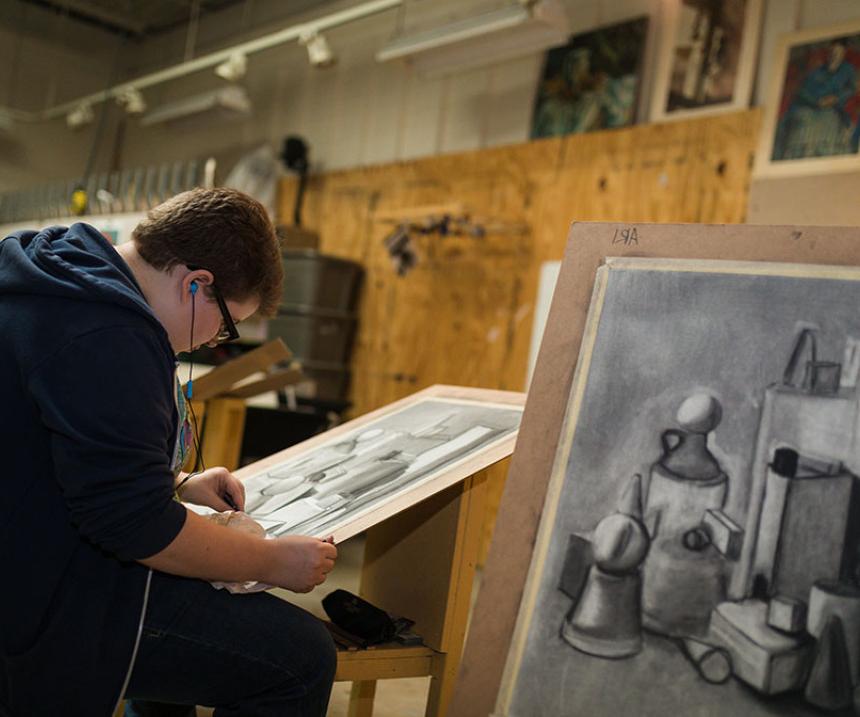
left=497, top=258, right=860, bottom=716
left=240, top=395, right=522, bottom=543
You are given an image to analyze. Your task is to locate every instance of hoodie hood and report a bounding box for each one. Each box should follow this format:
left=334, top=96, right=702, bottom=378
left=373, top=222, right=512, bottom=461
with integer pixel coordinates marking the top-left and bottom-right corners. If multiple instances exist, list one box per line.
left=0, top=222, right=163, bottom=333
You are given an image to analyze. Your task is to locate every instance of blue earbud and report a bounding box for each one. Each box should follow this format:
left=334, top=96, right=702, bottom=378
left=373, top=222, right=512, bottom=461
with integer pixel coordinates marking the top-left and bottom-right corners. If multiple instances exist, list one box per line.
left=190, top=280, right=198, bottom=295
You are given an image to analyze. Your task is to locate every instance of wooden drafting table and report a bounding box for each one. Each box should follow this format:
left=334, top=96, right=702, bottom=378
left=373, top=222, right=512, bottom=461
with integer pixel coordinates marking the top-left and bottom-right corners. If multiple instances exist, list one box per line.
left=224, top=385, right=523, bottom=717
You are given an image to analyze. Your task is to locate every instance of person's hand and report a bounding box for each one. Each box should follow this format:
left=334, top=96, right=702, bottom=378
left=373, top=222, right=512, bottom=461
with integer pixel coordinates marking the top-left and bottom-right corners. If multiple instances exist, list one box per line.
left=264, top=535, right=337, bottom=593
left=177, top=467, right=245, bottom=512
left=819, top=94, right=839, bottom=107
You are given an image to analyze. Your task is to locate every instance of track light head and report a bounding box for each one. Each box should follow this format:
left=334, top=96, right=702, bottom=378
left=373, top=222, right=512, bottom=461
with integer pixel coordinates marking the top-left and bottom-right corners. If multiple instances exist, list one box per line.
left=115, top=87, right=146, bottom=114
left=299, top=29, right=336, bottom=68
left=215, top=52, right=248, bottom=82
left=66, top=103, right=94, bottom=129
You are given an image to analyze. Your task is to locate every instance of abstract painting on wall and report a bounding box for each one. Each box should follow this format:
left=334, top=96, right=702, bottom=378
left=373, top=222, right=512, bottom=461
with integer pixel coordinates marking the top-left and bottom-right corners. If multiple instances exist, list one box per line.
left=530, top=17, right=649, bottom=139
left=650, top=0, right=762, bottom=122
left=496, top=258, right=860, bottom=716
left=758, top=20, right=860, bottom=177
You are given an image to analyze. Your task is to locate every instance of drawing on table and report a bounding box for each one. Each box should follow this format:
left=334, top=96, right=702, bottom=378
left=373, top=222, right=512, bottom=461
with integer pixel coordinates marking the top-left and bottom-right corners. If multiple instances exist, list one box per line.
left=242, top=397, right=522, bottom=540
left=498, top=258, right=860, bottom=716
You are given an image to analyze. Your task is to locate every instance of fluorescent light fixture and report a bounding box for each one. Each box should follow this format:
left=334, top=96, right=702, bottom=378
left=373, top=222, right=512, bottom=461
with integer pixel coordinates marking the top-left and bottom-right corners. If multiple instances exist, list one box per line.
left=376, top=0, right=569, bottom=77
left=140, top=86, right=251, bottom=127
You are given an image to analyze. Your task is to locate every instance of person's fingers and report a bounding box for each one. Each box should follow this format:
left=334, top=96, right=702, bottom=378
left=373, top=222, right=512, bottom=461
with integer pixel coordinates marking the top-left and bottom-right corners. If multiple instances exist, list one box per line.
left=211, top=496, right=234, bottom=512
left=226, top=484, right=245, bottom=511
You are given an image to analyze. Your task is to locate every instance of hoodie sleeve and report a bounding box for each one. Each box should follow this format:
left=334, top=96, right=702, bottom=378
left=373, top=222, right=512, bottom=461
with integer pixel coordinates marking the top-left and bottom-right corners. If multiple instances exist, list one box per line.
left=27, top=324, right=187, bottom=561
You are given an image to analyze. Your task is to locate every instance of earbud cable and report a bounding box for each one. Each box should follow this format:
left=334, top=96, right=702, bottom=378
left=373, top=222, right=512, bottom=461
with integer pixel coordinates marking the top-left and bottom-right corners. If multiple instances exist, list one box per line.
left=177, top=288, right=206, bottom=494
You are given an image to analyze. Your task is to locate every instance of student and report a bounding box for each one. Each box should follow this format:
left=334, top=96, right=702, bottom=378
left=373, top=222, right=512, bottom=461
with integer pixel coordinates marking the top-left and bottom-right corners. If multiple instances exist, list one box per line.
left=0, top=188, right=338, bottom=717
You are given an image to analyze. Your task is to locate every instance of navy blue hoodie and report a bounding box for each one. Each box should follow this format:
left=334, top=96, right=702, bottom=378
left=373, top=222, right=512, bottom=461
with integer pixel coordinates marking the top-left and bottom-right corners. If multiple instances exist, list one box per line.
left=0, top=223, right=187, bottom=716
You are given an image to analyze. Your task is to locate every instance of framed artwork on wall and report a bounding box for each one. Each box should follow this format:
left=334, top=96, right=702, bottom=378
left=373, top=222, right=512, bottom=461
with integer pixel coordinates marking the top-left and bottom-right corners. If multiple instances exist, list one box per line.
left=650, top=0, right=763, bottom=123
left=495, top=256, right=860, bottom=716
left=757, top=20, right=860, bottom=178
left=530, top=17, right=649, bottom=139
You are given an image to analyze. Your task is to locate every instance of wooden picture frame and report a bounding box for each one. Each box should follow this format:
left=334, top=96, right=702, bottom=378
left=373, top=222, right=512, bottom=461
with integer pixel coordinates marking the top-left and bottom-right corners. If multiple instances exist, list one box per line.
left=756, top=19, right=860, bottom=178
left=650, top=0, right=762, bottom=123
left=448, top=222, right=860, bottom=717
left=233, top=384, right=524, bottom=544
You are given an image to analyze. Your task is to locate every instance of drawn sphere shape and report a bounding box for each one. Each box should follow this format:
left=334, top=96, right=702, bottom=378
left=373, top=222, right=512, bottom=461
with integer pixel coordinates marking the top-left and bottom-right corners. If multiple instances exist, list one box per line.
left=591, top=513, right=649, bottom=573
left=676, top=393, right=722, bottom=433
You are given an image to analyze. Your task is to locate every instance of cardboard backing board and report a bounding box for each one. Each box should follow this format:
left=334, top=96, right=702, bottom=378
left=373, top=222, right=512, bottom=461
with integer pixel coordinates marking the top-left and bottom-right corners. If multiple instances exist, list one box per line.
left=448, top=222, right=860, bottom=717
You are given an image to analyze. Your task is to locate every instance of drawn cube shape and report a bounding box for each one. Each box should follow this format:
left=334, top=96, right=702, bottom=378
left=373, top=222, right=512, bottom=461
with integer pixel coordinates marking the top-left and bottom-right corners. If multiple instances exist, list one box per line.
left=767, top=595, right=807, bottom=634
left=710, top=600, right=812, bottom=695
left=703, top=508, right=743, bottom=559
left=558, top=534, right=593, bottom=601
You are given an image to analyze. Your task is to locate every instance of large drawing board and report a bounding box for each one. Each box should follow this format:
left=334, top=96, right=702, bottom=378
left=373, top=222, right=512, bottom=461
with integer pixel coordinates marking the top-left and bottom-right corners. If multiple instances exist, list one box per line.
left=497, top=257, right=860, bottom=715
left=234, top=385, right=524, bottom=544
left=449, top=222, right=860, bottom=717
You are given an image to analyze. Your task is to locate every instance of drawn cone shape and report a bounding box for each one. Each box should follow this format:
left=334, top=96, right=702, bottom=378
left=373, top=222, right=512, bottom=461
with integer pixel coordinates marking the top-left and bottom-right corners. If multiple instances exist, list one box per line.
left=618, top=473, right=644, bottom=519
left=561, top=477, right=650, bottom=659
left=804, top=615, right=854, bottom=711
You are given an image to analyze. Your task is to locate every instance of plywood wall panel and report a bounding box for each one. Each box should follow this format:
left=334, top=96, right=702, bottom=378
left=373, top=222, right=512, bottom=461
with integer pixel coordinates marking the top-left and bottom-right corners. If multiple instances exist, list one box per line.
left=279, top=109, right=760, bottom=420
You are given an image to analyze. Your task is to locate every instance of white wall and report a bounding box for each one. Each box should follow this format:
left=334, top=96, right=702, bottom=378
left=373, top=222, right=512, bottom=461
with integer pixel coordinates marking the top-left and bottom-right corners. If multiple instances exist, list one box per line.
left=117, top=0, right=666, bottom=173
left=0, top=2, right=123, bottom=190
left=2, top=0, right=860, bottom=194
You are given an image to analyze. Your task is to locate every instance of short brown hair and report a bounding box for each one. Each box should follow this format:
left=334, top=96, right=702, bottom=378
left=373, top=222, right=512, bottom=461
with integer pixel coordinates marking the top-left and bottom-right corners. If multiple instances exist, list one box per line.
left=133, top=188, right=283, bottom=315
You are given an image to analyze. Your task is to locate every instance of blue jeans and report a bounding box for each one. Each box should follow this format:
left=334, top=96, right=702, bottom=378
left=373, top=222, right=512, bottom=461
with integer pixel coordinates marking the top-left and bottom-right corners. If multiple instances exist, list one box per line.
left=123, top=571, right=336, bottom=717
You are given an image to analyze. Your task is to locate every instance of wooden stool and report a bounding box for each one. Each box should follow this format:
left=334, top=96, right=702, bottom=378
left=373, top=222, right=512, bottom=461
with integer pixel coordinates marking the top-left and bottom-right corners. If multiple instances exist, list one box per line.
left=334, top=470, right=489, bottom=717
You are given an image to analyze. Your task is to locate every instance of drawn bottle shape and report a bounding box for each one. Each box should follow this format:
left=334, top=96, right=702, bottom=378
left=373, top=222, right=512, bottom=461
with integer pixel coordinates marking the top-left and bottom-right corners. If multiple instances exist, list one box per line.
left=641, top=393, right=729, bottom=637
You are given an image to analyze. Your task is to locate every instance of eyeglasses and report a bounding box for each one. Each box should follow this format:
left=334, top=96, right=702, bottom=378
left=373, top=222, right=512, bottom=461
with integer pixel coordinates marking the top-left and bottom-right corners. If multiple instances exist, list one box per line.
left=210, top=284, right=240, bottom=343
left=187, top=264, right=240, bottom=344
